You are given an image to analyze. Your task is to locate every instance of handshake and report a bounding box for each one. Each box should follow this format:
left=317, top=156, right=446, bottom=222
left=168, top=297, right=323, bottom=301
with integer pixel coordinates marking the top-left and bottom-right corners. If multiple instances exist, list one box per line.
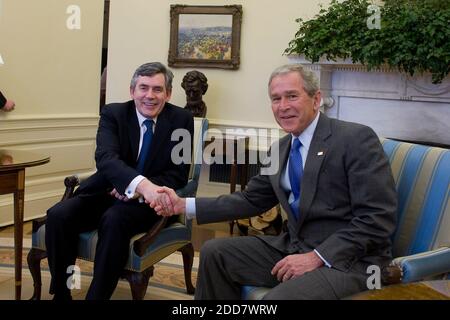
left=109, top=178, right=186, bottom=216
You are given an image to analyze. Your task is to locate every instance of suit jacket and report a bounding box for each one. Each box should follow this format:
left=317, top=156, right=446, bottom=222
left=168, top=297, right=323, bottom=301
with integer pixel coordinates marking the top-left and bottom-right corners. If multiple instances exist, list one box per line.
left=196, top=113, right=397, bottom=273
left=76, top=100, right=194, bottom=196
left=0, top=90, right=6, bottom=108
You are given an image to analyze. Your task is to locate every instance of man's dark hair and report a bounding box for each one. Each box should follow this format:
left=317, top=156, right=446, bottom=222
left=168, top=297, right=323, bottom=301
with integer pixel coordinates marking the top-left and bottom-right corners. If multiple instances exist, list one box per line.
left=130, top=62, right=174, bottom=91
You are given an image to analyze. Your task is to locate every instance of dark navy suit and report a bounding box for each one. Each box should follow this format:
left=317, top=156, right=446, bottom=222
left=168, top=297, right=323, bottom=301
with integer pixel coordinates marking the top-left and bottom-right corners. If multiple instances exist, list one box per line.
left=45, top=101, right=193, bottom=299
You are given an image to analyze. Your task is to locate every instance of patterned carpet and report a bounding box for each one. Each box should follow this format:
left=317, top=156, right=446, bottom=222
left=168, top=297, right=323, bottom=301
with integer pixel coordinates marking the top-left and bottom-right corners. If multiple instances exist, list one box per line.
left=0, top=237, right=198, bottom=300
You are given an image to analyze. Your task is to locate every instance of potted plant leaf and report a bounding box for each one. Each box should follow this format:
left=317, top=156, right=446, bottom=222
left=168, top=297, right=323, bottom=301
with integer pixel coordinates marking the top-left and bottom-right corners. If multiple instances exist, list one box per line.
left=285, top=0, right=450, bottom=83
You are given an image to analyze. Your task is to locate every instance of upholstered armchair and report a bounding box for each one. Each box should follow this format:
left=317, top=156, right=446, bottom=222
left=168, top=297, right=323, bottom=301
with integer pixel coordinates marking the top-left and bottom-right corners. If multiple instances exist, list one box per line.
left=242, top=138, right=450, bottom=299
left=27, top=117, right=209, bottom=300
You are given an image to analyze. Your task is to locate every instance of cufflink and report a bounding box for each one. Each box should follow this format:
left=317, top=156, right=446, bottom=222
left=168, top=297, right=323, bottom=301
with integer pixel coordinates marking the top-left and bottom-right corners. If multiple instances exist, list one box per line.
left=317, top=151, right=324, bottom=156
left=126, top=190, right=139, bottom=199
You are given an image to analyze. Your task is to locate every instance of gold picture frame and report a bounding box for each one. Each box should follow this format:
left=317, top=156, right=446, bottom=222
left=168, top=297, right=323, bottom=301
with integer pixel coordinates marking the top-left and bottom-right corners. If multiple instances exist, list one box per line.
left=168, top=5, right=242, bottom=70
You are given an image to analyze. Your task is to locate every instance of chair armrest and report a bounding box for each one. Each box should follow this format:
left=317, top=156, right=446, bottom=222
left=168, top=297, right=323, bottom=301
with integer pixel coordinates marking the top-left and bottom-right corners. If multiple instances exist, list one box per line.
left=32, top=216, right=47, bottom=233
left=133, top=216, right=169, bottom=257
left=389, top=247, right=450, bottom=283
left=132, top=179, right=196, bottom=257
left=61, top=175, right=80, bottom=201
left=31, top=175, right=81, bottom=230
left=176, top=179, right=198, bottom=198
left=133, top=180, right=197, bottom=256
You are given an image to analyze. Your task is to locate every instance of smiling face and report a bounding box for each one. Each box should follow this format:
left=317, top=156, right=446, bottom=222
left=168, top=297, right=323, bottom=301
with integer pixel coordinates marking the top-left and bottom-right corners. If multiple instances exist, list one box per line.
left=269, top=71, right=321, bottom=136
left=130, top=74, right=172, bottom=119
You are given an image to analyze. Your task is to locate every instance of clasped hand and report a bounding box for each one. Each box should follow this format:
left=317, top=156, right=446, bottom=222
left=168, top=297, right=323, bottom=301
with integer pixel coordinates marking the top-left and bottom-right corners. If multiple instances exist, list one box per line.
left=109, top=179, right=181, bottom=215
left=109, top=177, right=183, bottom=215
left=148, top=187, right=185, bottom=216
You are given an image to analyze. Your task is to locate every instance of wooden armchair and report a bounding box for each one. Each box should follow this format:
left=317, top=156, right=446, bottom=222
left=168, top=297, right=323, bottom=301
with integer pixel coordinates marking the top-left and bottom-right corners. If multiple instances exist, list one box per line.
left=27, top=117, right=209, bottom=300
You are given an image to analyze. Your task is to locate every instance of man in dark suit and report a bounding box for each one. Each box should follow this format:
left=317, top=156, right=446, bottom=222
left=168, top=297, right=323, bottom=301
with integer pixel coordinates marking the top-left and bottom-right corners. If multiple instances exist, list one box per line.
left=45, top=62, right=193, bottom=300
left=152, top=63, right=397, bottom=299
left=0, top=90, right=15, bottom=112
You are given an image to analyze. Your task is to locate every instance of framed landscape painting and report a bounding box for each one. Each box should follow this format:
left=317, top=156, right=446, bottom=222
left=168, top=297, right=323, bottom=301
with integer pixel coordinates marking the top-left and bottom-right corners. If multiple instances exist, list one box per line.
left=168, top=5, right=242, bottom=70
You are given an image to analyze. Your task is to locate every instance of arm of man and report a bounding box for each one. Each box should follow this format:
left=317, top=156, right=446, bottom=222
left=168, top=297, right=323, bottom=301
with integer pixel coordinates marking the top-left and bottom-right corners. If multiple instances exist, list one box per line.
left=0, top=91, right=14, bottom=111
left=153, top=171, right=280, bottom=223
left=0, top=91, right=6, bottom=108
left=315, top=126, right=397, bottom=270
left=94, top=105, right=157, bottom=197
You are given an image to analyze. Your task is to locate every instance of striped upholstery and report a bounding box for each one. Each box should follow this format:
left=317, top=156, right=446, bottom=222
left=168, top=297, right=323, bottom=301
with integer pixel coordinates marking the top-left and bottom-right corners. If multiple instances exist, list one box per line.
left=380, top=138, right=450, bottom=257
left=31, top=117, right=209, bottom=273
left=242, top=138, right=450, bottom=299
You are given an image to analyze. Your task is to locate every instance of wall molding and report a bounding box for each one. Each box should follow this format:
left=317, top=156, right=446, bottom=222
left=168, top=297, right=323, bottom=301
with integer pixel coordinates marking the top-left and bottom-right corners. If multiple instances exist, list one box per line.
left=0, top=113, right=99, bottom=126
left=0, top=114, right=98, bottom=226
left=208, top=118, right=280, bottom=130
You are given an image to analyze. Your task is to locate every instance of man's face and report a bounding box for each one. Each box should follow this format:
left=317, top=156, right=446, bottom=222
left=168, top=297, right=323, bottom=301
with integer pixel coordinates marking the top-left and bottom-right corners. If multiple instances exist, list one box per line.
left=130, top=74, right=171, bottom=118
left=269, top=72, right=321, bottom=136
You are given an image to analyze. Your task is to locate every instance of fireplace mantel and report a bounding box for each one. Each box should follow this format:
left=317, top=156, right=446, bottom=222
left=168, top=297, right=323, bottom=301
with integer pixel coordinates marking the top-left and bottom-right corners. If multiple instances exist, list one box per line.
left=289, top=55, right=450, bottom=146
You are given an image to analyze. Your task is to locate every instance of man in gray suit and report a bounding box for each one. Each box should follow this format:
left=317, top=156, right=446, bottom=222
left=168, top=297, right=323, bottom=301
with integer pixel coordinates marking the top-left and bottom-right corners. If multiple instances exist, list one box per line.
left=151, top=64, right=397, bottom=299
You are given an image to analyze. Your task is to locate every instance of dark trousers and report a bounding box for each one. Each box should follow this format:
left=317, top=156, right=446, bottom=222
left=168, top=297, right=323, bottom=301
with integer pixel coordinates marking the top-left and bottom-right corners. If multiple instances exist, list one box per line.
left=45, top=193, right=160, bottom=300
left=195, top=236, right=368, bottom=300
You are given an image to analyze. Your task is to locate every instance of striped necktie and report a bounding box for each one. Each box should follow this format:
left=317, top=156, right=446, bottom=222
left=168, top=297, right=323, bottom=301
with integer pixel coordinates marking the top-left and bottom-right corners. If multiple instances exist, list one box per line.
left=288, top=138, right=303, bottom=219
left=136, top=119, right=153, bottom=173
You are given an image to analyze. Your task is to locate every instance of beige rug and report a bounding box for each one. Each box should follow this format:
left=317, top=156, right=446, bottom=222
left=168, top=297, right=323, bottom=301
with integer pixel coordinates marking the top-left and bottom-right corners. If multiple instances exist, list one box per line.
left=0, top=237, right=198, bottom=300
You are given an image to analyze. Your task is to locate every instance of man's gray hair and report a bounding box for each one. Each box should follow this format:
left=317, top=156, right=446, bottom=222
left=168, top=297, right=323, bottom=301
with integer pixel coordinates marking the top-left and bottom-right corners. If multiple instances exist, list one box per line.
left=268, top=64, right=319, bottom=97
left=130, top=62, right=174, bottom=91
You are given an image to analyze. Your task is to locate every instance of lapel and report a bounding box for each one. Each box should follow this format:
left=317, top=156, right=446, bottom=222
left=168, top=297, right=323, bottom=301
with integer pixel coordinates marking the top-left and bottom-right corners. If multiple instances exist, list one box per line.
left=297, top=113, right=332, bottom=228
left=270, top=135, right=292, bottom=220
left=128, top=104, right=140, bottom=162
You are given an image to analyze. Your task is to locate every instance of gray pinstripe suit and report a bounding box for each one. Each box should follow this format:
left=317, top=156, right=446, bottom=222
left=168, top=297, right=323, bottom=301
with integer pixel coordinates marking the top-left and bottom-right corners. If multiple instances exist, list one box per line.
left=194, top=113, right=397, bottom=299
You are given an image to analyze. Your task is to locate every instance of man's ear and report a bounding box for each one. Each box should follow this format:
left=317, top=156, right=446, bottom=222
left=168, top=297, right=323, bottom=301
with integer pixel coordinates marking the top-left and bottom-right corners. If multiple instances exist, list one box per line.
left=130, top=86, right=135, bottom=98
left=314, top=91, right=322, bottom=111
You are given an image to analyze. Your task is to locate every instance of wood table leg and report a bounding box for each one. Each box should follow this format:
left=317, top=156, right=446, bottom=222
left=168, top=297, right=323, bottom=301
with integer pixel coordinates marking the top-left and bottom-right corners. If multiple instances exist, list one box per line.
left=13, top=169, right=25, bottom=300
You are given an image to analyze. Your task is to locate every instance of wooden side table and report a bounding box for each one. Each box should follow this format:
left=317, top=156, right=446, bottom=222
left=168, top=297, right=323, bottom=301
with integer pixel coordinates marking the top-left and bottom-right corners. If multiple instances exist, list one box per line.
left=0, top=149, right=50, bottom=300
left=203, top=135, right=250, bottom=234
left=226, top=136, right=249, bottom=234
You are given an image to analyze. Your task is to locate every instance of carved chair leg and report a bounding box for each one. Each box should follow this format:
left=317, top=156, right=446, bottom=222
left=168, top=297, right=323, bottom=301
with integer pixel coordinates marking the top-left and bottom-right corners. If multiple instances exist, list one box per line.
left=178, top=243, right=195, bottom=294
left=27, top=248, right=47, bottom=300
left=123, top=266, right=154, bottom=300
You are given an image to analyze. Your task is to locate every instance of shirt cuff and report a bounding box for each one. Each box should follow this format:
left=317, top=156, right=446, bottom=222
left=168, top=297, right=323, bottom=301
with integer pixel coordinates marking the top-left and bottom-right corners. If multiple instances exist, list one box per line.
left=314, top=249, right=332, bottom=268
left=125, top=175, right=146, bottom=199
left=185, top=198, right=197, bottom=220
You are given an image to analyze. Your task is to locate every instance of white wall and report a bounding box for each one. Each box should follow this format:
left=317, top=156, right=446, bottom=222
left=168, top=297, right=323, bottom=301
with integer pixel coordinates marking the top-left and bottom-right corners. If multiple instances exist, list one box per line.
left=0, top=0, right=103, bottom=117
left=107, top=0, right=329, bottom=130
left=0, top=0, right=103, bottom=225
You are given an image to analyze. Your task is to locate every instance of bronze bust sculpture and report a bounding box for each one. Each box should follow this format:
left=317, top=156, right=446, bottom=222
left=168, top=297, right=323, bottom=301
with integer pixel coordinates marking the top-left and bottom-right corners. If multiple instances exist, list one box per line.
left=181, top=70, right=208, bottom=117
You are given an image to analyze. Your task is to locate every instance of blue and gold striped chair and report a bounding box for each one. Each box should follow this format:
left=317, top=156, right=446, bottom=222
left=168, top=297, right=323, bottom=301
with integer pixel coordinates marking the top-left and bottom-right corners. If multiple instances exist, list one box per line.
left=242, top=138, right=450, bottom=300
left=27, top=117, right=208, bottom=300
